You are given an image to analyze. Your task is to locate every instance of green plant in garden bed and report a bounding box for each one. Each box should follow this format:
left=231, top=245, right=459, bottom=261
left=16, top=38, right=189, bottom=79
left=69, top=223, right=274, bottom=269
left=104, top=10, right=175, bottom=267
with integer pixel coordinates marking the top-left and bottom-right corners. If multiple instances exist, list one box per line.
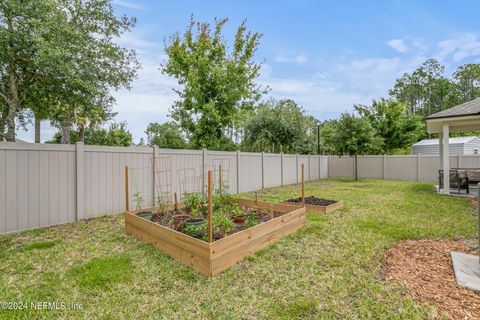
left=4, top=179, right=474, bottom=318
left=133, top=191, right=143, bottom=210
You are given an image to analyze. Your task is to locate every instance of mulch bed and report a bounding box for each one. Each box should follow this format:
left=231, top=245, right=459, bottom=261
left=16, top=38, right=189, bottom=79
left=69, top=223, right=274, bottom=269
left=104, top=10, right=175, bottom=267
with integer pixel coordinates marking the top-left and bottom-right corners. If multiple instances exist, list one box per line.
left=383, top=239, right=480, bottom=319
left=285, top=196, right=337, bottom=206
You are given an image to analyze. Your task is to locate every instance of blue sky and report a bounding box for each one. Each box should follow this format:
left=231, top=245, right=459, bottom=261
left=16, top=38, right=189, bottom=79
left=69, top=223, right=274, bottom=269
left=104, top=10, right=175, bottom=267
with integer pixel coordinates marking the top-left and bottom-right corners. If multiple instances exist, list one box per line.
left=18, top=0, right=480, bottom=142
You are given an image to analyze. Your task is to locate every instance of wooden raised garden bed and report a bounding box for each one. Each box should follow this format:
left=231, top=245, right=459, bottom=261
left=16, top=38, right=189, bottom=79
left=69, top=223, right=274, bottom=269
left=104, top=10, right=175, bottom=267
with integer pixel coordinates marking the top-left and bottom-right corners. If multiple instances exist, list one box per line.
left=281, top=164, right=343, bottom=214
left=283, top=196, right=344, bottom=214
left=125, top=198, right=306, bottom=276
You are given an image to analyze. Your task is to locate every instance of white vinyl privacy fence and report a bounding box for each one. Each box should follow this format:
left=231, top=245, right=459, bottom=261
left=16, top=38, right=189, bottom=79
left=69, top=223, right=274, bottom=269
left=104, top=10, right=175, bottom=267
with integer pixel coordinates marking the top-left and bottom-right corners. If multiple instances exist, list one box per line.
left=3, top=141, right=480, bottom=235
left=0, top=143, right=328, bottom=234
left=328, top=154, right=480, bottom=182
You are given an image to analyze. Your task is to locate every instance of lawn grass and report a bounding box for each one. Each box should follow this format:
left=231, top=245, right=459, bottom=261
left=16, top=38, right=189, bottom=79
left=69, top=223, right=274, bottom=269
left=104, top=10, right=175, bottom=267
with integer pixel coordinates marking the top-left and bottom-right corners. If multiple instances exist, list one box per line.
left=0, top=178, right=477, bottom=319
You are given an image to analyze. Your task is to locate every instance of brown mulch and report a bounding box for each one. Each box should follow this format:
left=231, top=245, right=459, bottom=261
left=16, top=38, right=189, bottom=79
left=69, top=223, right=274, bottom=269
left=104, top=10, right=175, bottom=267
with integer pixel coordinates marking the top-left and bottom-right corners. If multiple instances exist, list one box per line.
left=383, top=239, right=480, bottom=320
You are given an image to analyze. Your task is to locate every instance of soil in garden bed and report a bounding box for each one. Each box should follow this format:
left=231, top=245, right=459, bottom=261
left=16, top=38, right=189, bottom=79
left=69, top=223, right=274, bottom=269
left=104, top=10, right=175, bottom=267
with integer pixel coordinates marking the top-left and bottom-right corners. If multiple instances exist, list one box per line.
left=148, top=208, right=284, bottom=241
left=285, top=196, right=337, bottom=206
left=383, top=239, right=480, bottom=320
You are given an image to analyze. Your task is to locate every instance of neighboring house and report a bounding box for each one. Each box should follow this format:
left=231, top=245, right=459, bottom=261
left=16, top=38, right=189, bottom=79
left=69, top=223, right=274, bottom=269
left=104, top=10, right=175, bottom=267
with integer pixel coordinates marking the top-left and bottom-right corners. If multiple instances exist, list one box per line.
left=412, top=136, right=480, bottom=155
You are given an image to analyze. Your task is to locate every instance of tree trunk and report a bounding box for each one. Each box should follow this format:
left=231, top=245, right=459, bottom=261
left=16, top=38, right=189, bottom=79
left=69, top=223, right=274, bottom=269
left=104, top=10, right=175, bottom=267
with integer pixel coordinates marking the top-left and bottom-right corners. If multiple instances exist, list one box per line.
left=0, top=106, right=7, bottom=141
left=60, top=122, right=71, bottom=144
left=5, top=67, right=19, bottom=142
left=34, top=115, right=41, bottom=143
left=78, top=126, right=85, bottom=143
left=5, top=16, right=18, bottom=142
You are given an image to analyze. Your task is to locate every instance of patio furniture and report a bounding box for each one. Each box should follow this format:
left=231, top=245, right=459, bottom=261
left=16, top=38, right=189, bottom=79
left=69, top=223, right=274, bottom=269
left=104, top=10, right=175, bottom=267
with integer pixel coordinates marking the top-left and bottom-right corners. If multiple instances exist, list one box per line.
left=438, top=169, right=469, bottom=194
left=452, top=168, right=480, bottom=189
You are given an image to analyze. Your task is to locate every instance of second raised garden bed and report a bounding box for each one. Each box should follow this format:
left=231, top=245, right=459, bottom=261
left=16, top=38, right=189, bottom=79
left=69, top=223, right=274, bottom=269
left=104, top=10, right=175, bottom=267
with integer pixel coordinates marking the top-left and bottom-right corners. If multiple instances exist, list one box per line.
left=282, top=164, right=343, bottom=214
left=283, top=196, right=343, bottom=214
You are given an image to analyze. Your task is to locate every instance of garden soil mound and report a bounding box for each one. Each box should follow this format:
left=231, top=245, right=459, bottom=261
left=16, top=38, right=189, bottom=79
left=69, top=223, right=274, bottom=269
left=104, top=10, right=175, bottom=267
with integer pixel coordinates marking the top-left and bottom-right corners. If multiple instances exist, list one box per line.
left=285, top=196, right=336, bottom=206
left=383, top=239, right=480, bottom=320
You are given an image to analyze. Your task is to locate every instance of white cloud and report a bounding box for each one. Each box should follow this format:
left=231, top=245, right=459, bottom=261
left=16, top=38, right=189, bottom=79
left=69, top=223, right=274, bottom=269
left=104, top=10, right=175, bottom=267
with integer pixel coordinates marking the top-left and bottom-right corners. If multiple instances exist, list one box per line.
left=386, top=39, right=409, bottom=53
left=437, top=33, right=480, bottom=62
left=113, top=0, right=145, bottom=10
left=274, top=52, right=308, bottom=64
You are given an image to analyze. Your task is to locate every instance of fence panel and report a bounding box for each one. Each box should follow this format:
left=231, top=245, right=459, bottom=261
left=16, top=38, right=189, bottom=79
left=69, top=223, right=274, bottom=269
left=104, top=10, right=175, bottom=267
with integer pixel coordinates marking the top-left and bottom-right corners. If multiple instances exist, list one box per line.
left=282, top=155, right=297, bottom=185
left=320, top=156, right=329, bottom=178
left=84, top=146, right=153, bottom=218
left=310, top=156, right=319, bottom=180
left=154, top=149, right=203, bottom=203
left=329, top=156, right=354, bottom=178
left=0, top=144, right=76, bottom=234
left=264, top=154, right=282, bottom=188
left=239, top=153, right=262, bottom=193
left=298, top=156, right=309, bottom=181
left=206, top=150, right=238, bottom=194
left=357, top=156, right=383, bottom=179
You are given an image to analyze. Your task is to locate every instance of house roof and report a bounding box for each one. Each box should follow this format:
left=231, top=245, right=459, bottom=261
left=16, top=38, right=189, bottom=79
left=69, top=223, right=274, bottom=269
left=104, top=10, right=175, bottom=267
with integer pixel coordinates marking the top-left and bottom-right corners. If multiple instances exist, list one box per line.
left=426, top=98, right=480, bottom=119
left=412, top=136, right=479, bottom=147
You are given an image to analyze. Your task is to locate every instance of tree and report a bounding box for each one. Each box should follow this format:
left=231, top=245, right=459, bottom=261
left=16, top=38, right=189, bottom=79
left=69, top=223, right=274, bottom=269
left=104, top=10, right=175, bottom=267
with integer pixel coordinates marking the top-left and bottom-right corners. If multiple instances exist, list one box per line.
left=162, top=17, right=267, bottom=150
left=47, top=122, right=132, bottom=147
left=330, top=113, right=383, bottom=180
left=319, top=120, right=339, bottom=155
left=354, top=99, right=424, bottom=154
left=242, top=99, right=318, bottom=154
left=0, top=0, right=54, bottom=141
left=0, top=0, right=139, bottom=142
left=145, top=122, right=187, bottom=149
left=452, top=64, right=480, bottom=102
left=389, top=59, right=456, bottom=116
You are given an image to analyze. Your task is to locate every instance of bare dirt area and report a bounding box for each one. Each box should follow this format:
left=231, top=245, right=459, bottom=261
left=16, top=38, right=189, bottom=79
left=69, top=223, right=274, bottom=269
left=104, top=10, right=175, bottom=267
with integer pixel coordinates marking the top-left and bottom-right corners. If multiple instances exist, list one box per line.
left=384, top=239, right=480, bottom=319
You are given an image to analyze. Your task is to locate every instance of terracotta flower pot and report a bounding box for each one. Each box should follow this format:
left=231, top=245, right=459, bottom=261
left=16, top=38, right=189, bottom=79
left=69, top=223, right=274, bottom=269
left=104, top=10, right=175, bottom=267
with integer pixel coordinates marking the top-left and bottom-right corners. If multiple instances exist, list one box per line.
left=234, top=215, right=246, bottom=224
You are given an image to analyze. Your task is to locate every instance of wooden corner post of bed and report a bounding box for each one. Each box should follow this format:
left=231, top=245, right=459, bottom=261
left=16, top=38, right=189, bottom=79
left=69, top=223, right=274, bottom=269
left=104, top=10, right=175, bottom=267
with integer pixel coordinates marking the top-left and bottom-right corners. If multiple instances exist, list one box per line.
left=208, top=170, right=213, bottom=243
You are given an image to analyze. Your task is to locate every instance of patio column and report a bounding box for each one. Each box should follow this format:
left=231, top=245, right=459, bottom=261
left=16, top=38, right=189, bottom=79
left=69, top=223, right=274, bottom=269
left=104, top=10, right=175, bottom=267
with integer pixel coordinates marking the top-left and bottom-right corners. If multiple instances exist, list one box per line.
left=439, top=132, right=443, bottom=169
left=442, top=122, right=450, bottom=194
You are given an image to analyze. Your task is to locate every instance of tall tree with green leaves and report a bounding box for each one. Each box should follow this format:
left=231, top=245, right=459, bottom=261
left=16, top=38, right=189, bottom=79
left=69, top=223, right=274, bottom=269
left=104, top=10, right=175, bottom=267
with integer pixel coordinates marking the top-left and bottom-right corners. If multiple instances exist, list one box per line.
left=162, top=17, right=268, bottom=150
left=47, top=121, right=133, bottom=147
left=389, top=59, right=455, bottom=116
left=242, top=99, right=318, bottom=154
left=354, top=99, right=425, bottom=154
left=0, top=0, right=53, bottom=141
left=330, top=113, right=383, bottom=180
left=145, top=122, right=187, bottom=149
left=0, top=0, right=139, bottom=142
left=452, top=64, right=480, bottom=102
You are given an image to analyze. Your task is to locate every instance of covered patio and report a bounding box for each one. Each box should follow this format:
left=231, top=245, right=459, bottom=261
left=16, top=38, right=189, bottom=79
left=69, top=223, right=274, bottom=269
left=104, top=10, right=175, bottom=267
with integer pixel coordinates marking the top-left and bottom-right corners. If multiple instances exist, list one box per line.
left=426, top=98, right=480, bottom=293
left=426, top=98, right=480, bottom=195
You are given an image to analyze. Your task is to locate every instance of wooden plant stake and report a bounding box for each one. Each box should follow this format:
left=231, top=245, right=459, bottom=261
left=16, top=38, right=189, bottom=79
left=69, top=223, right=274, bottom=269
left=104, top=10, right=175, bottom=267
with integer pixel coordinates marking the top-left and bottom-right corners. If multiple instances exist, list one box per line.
left=208, top=170, right=213, bottom=243
left=255, top=192, right=259, bottom=207
left=219, top=164, right=222, bottom=195
left=174, top=192, right=178, bottom=211
left=269, top=204, right=274, bottom=219
left=125, top=165, right=129, bottom=212
left=301, top=164, right=305, bottom=206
